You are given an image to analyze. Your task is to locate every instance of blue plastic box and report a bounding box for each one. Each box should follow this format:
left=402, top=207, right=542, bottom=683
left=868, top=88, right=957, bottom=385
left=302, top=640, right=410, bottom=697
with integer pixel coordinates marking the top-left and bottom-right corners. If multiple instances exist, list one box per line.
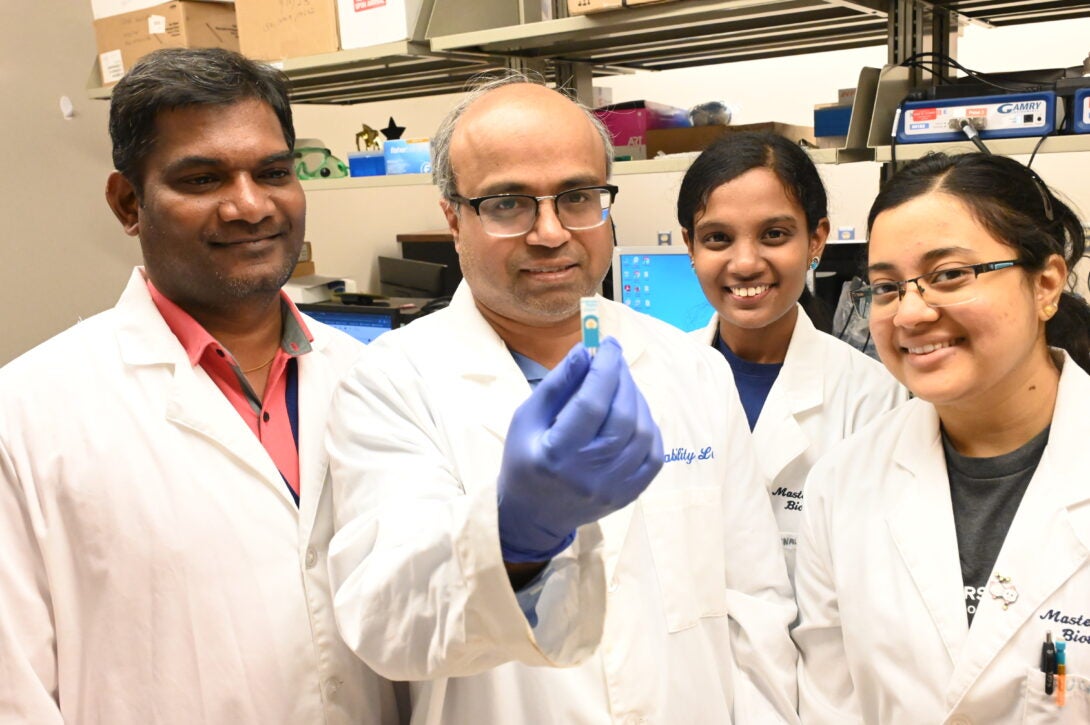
left=1075, top=88, right=1090, bottom=134
left=814, top=105, right=852, bottom=138
left=348, top=151, right=385, bottom=177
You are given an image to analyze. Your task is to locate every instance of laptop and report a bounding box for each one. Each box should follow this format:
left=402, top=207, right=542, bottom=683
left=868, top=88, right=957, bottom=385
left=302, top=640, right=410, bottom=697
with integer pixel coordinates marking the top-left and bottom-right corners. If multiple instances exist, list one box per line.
left=297, top=304, right=400, bottom=345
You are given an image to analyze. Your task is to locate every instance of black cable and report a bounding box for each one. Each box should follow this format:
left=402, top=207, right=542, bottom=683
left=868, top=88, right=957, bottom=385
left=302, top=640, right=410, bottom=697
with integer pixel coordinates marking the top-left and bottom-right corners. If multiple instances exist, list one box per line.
left=1027, top=128, right=1058, bottom=169
left=958, top=120, right=992, bottom=154
left=900, top=60, right=957, bottom=85
left=899, top=52, right=1042, bottom=93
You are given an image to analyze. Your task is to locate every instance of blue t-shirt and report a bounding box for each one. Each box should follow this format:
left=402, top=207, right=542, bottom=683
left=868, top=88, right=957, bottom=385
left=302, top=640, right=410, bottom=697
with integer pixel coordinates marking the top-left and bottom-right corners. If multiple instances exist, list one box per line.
left=510, top=349, right=549, bottom=389
left=715, top=334, right=783, bottom=431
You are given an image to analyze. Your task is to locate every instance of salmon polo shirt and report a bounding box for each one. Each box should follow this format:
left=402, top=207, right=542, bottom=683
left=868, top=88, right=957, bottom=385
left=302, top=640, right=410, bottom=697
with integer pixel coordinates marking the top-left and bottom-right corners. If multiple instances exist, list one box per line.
left=147, top=279, right=314, bottom=503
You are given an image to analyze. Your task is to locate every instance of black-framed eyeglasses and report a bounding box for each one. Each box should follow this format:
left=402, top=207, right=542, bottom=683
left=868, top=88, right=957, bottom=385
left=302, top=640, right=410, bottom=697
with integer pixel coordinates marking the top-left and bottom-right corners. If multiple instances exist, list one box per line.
left=450, top=185, right=619, bottom=238
left=849, top=259, right=1022, bottom=319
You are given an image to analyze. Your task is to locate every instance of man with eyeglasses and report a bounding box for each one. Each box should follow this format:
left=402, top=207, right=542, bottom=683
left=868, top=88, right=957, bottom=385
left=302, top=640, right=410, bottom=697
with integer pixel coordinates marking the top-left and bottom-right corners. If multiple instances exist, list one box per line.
left=325, top=74, right=798, bottom=723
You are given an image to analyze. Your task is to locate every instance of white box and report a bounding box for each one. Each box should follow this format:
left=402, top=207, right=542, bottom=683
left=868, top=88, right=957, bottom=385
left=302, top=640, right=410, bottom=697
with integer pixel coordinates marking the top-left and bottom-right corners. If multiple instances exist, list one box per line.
left=91, top=0, right=229, bottom=20
left=337, top=0, right=425, bottom=50
left=283, top=275, right=357, bottom=304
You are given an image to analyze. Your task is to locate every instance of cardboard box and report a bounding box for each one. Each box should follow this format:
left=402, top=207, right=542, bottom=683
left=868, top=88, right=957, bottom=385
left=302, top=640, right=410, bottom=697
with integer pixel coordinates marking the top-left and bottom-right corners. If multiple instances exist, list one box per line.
left=567, top=0, right=623, bottom=15
left=298, top=241, right=313, bottom=263
left=337, top=0, right=425, bottom=50
left=94, top=1, right=239, bottom=85
left=646, top=122, right=816, bottom=157
left=625, top=0, right=677, bottom=5
left=383, top=138, right=431, bottom=175
left=91, top=0, right=230, bottom=19
left=235, top=0, right=338, bottom=62
left=594, top=100, right=691, bottom=158
left=291, top=260, right=317, bottom=277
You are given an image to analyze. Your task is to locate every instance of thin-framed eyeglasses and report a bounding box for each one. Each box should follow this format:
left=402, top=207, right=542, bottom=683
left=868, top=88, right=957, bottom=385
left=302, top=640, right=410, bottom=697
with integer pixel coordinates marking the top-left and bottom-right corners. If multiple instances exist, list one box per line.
left=451, top=185, right=619, bottom=238
left=850, top=259, right=1022, bottom=319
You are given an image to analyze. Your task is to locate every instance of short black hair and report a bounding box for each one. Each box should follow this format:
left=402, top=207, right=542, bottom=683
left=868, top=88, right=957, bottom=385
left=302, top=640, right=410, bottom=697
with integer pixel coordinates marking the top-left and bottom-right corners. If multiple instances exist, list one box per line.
left=676, top=131, right=828, bottom=236
left=109, top=47, right=294, bottom=192
left=676, top=131, right=834, bottom=331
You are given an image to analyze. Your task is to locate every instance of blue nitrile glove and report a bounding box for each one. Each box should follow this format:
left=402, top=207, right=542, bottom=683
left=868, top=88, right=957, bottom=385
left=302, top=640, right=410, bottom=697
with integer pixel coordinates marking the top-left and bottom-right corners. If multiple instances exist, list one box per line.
left=497, top=337, right=665, bottom=563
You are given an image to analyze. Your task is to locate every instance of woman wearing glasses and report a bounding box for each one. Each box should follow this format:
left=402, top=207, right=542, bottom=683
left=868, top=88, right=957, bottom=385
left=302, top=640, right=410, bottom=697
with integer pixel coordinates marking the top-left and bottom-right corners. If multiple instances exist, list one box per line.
left=678, top=131, right=907, bottom=580
left=794, top=152, right=1090, bottom=723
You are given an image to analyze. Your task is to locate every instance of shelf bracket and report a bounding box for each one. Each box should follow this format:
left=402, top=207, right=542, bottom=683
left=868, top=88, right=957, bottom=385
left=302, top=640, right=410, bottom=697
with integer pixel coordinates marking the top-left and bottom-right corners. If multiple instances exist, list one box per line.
left=552, top=61, right=594, bottom=106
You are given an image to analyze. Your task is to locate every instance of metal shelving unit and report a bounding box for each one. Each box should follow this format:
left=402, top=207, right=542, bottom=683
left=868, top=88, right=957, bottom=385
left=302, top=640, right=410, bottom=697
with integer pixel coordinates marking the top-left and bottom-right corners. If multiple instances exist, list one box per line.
left=88, top=0, right=895, bottom=103
left=87, top=41, right=505, bottom=105
left=939, top=1, right=1090, bottom=26
left=430, top=0, right=889, bottom=70
left=875, top=134, right=1090, bottom=162
left=87, top=1, right=1090, bottom=105
left=298, top=145, right=881, bottom=192
left=299, top=155, right=703, bottom=192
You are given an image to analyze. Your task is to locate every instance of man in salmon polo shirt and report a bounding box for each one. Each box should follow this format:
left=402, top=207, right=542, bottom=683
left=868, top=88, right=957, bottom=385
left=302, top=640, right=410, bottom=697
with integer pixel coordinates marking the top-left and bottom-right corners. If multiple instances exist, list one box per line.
left=0, top=48, right=399, bottom=724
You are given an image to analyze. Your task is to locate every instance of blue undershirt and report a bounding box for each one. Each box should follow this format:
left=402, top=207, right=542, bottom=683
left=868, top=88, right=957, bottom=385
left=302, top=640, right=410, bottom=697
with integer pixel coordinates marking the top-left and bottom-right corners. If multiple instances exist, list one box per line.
left=507, top=349, right=554, bottom=628
left=715, top=332, right=783, bottom=431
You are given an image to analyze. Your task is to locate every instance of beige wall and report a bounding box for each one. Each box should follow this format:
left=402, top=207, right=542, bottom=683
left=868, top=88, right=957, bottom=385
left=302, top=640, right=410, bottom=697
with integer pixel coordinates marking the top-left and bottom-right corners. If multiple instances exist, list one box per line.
left=0, top=1, right=142, bottom=364
left=2, top=7, right=1089, bottom=364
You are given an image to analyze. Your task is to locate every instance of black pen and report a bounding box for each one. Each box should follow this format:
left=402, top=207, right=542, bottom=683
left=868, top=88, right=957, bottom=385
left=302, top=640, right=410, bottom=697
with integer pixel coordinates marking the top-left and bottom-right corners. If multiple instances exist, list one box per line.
left=1041, top=631, right=1056, bottom=695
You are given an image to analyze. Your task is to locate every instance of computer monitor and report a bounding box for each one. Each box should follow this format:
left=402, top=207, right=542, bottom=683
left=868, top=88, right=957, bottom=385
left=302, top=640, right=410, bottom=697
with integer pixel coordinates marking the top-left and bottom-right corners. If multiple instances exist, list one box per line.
left=378, top=256, right=447, bottom=298
left=297, top=304, right=399, bottom=345
left=610, top=245, right=715, bottom=332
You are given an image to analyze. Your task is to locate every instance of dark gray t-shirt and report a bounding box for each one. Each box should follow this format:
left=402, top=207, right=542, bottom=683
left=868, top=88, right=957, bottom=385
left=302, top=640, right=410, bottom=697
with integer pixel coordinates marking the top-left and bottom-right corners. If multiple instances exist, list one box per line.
left=945, top=426, right=1050, bottom=626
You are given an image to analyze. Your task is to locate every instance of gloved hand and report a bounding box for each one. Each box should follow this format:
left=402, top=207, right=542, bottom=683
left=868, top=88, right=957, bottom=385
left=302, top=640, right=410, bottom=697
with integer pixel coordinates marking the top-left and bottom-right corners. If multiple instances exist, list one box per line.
left=497, top=337, right=664, bottom=563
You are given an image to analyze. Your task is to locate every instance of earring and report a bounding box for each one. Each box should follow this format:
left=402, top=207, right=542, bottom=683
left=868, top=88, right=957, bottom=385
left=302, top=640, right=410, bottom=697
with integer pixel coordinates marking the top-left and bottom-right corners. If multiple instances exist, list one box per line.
left=689, top=257, right=695, bottom=268
left=809, top=257, right=820, bottom=271
left=1043, top=303, right=1058, bottom=319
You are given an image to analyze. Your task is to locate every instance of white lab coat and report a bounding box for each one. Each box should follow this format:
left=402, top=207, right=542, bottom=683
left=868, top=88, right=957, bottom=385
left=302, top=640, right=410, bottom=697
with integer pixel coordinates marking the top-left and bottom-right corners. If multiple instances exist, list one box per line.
left=0, top=269, right=400, bottom=725
left=794, top=350, right=1090, bottom=724
left=692, top=307, right=908, bottom=577
left=327, top=284, right=799, bottom=724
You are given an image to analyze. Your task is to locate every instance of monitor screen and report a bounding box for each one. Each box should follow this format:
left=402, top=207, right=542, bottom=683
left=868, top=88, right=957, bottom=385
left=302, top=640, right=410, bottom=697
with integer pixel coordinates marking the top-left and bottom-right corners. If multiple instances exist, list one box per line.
left=610, top=246, right=715, bottom=332
left=378, top=256, right=447, bottom=297
left=298, top=304, right=399, bottom=345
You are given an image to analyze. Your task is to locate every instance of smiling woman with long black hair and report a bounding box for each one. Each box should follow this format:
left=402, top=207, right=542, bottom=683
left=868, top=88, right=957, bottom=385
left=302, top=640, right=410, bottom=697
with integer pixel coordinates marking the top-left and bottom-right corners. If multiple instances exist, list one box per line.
left=794, top=151, right=1090, bottom=723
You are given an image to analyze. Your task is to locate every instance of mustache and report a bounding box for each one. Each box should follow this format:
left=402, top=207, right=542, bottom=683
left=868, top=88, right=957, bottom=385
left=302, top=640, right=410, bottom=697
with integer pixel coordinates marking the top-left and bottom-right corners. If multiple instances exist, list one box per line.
left=205, top=222, right=291, bottom=245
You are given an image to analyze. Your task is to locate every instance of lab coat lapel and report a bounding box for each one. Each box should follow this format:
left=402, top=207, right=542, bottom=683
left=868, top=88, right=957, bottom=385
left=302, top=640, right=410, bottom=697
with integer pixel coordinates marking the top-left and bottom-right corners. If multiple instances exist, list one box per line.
left=163, top=364, right=296, bottom=504
left=752, top=308, right=822, bottom=482
left=294, top=334, right=334, bottom=539
left=114, top=268, right=298, bottom=508
left=886, top=402, right=967, bottom=664
left=945, top=355, right=1090, bottom=708
left=441, top=288, right=532, bottom=444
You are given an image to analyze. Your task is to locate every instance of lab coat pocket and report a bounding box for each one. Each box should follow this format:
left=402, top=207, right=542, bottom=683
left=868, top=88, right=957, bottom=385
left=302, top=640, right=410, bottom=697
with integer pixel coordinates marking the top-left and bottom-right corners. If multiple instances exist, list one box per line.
left=642, top=485, right=729, bottom=633
left=1022, top=666, right=1090, bottom=723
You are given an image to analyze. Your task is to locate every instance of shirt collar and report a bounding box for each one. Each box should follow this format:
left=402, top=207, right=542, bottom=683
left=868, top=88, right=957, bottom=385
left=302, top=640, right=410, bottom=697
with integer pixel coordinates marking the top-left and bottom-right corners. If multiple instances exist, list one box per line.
left=146, top=277, right=314, bottom=367
left=509, top=349, right=551, bottom=388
